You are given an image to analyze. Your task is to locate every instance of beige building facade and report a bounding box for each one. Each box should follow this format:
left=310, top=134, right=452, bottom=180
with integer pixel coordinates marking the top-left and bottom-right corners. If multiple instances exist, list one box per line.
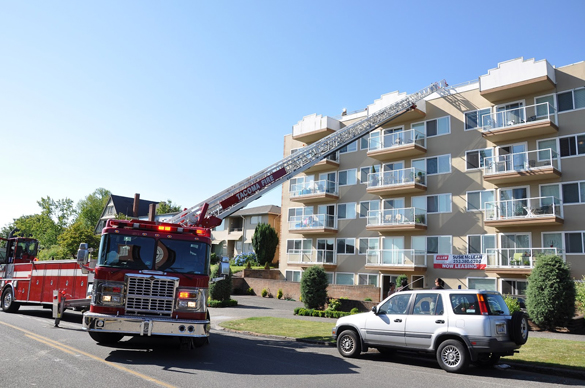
left=279, top=57, right=585, bottom=301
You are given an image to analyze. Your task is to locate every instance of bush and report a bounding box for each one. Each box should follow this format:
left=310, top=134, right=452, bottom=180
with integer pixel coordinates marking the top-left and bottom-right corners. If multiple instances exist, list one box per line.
left=261, top=288, right=269, bottom=297
left=327, top=298, right=341, bottom=311
left=350, top=308, right=360, bottom=315
left=576, top=276, right=585, bottom=315
left=364, top=298, right=372, bottom=302
left=300, top=266, right=329, bottom=309
left=208, top=299, right=238, bottom=307
left=504, top=295, right=522, bottom=315
left=294, top=307, right=351, bottom=319
left=208, top=265, right=232, bottom=302
left=232, top=252, right=258, bottom=267
left=526, top=255, right=576, bottom=330
left=396, top=274, right=408, bottom=288
left=210, top=252, right=221, bottom=265
left=252, top=223, right=279, bottom=266
left=248, top=287, right=255, bottom=295
left=277, top=289, right=283, bottom=299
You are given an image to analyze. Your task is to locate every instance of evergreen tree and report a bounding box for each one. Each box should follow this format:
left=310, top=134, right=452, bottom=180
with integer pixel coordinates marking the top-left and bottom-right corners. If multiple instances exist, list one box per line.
left=252, top=223, right=279, bottom=266
left=300, top=266, right=328, bottom=309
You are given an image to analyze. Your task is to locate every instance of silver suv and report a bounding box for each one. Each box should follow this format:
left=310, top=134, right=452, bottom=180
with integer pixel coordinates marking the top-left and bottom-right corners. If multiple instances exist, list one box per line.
left=332, top=290, right=528, bottom=373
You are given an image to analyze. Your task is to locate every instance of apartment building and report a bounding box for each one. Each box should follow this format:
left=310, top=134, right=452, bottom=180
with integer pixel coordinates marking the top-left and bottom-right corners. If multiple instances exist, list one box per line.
left=279, top=57, right=585, bottom=301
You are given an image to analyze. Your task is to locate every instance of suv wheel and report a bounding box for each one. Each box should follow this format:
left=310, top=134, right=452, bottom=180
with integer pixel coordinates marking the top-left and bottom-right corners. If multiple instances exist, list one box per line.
left=436, top=339, right=469, bottom=373
left=337, top=330, right=361, bottom=358
left=510, top=311, right=529, bottom=345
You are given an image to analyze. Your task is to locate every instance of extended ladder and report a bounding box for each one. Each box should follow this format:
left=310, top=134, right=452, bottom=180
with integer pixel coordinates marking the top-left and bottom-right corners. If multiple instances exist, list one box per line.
left=170, top=80, right=448, bottom=227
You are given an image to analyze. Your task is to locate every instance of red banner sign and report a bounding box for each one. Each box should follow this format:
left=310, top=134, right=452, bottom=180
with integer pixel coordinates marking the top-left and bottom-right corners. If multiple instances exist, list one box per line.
left=434, top=254, right=487, bottom=270
left=220, top=167, right=287, bottom=210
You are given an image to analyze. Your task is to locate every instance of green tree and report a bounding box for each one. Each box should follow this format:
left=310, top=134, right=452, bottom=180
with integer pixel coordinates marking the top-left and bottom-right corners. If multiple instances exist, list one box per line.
left=209, top=265, right=232, bottom=301
left=76, top=188, right=110, bottom=229
left=300, top=266, right=328, bottom=309
left=57, top=222, right=100, bottom=260
left=14, top=214, right=60, bottom=248
left=251, top=223, right=279, bottom=266
left=37, top=196, right=76, bottom=231
left=526, top=255, right=576, bottom=330
left=156, top=200, right=182, bottom=214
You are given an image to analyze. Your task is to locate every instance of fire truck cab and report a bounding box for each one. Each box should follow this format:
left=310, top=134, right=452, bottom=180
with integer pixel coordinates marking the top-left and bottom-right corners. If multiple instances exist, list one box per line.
left=80, top=219, right=228, bottom=349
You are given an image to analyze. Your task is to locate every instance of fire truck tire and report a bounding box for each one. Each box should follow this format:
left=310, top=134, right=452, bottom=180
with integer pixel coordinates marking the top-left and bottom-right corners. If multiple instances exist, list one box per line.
left=1, top=288, right=20, bottom=313
left=88, top=332, right=124, bottom=344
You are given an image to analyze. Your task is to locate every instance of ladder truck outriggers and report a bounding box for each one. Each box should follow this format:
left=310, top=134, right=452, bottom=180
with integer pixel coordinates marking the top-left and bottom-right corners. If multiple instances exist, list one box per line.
left=2, top=80, right=447, bottom=349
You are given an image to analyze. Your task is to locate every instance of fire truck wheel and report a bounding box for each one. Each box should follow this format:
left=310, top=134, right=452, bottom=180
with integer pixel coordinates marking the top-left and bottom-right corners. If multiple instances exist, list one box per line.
left=1, top=288, right=20, bottom=313
left=88, top=332, right=124, bottom=344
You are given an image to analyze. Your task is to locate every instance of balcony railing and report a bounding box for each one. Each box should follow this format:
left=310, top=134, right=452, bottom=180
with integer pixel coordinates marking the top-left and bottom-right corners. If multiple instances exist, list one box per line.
left=479, top=102, right=557, bottom=132
left=483, top=148, right=560, bottom=176
left=368, top=128, right=426, bottom=151
left=365, top=249, right=427, bottom=267
left=368, top=167, right=426, bottom=188
left=485, top=247, right=560, bottom=269
left=484, top=196, right=563, bottom=221
left=367, top=207, right=427, bottom=227
left=287, top=249, right=336, bottom=265
left=288, top=214, right=337, bottom=231
left=290, top=179, right=337, bottom=198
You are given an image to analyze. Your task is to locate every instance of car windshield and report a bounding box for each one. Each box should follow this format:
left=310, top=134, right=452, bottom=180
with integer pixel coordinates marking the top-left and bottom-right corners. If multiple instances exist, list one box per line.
left=98, top=234, right=208, bottom=275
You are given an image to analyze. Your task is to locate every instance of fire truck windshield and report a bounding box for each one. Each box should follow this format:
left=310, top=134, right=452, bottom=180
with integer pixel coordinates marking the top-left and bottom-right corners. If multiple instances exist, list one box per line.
left=98, top=234, right=209, bottom=275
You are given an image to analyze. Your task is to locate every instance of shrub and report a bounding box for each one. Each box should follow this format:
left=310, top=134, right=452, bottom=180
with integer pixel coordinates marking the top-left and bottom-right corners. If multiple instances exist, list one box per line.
left=300, top=266, right=328, bottom=309
left=503, top=295, right=522, bottom=315
left=232, top=252, right=258, bottom=267
left=364, top=298, right=372, bottom=302
left=576, top=276, right=585, bottom=315
left=277, top=289, right=283, bottom=299
left=526, top=255, right=576, bottom=330
left=208, top=265, right=232, bottom=302
left=210, top=252, right=220, bottom=265
left=247, top=287, right=255, bottom=295
left=350, top=308, right=360, bottom=315
left=252, top=223, right=279, bottom=266
left=261, top=288, right=269, bottom=297
left=396, top=274, right=407, bottom=288
left=208, top=299, right=238, bottom=307
left=327, top=298, right=341, bottom=311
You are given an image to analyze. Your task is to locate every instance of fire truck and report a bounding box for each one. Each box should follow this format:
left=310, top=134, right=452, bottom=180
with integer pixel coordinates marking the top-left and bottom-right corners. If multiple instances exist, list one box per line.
left=1, top=80, right=447, bottom=349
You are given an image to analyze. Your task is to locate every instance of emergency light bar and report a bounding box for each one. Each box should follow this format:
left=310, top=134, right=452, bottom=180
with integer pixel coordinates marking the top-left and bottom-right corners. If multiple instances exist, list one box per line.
left=106, top=219, right=211, bottom=238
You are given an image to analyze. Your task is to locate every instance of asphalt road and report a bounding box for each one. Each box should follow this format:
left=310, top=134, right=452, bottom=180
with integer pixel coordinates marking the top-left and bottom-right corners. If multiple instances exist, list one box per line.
left=0, top=302, right=583, bottom=388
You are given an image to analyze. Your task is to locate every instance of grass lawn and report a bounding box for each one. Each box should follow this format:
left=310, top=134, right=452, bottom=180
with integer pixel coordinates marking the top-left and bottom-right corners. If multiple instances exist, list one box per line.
left=219, top=317, right=585, bottom=370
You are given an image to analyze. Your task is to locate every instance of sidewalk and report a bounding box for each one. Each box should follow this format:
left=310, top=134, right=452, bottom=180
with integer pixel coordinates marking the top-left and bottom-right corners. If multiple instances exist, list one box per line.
left=209, top=295, right=585, bottom=380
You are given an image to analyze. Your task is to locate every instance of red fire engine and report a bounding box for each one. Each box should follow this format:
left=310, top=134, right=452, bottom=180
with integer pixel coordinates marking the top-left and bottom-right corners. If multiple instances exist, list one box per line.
left=0, top=80, right=447, bottom=349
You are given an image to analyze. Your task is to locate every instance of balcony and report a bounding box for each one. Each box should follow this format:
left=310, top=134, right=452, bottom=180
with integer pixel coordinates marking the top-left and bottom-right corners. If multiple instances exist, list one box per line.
left=288, top=214, right=337, bottom=235
left=367, top=128, right=427, bottom=161
left=480, top=102, right=558, bottom=143
left=365, top=249, right=427, bottom=271
left=483, top=148, right=561, bottom=185
left=287, top=249, right=337, bottom=269
left=290, top=179, right=338, bottom=204
left=292, top=114, right=341, bottom=144
left=304, top=152, right=340, bottom=173
left=366, top=167, right=427, bottom=196
left=366, top=208, right=427, bottom=232
left=485, top=248, right=560, bottom=274
left=484, top=196, right=563, bottom=228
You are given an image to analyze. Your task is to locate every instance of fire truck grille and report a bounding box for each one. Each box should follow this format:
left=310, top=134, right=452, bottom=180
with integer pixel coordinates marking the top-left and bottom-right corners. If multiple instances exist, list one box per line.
left=125, top=276, right=177, bottom=316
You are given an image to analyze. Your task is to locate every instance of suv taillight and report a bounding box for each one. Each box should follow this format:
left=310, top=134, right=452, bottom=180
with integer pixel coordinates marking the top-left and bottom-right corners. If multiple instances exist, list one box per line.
left=477, top=294, right=489, bottom=315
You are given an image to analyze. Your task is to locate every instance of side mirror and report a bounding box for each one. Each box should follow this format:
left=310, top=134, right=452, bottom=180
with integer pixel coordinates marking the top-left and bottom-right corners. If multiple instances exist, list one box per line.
left=77, top=243, right=89, bottom=274
left=211, top=257, right=231, bottom=283
left=371, top=306, right=378, bottom=314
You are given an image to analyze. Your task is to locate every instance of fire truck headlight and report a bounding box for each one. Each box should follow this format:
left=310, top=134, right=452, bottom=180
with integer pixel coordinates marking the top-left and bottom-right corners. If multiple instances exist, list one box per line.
left=94, top=280, right=125, bottom=307
left=176, top=288, right=202, bottom=311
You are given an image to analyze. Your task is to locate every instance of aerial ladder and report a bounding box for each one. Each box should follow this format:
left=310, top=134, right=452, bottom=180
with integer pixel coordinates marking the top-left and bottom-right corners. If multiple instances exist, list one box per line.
left=170, top=80, right=448, bottom=228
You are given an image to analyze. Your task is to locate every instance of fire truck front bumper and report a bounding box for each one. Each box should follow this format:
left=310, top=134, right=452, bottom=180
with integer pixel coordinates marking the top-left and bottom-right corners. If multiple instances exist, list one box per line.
left=82, top=312, right=210, bottom=337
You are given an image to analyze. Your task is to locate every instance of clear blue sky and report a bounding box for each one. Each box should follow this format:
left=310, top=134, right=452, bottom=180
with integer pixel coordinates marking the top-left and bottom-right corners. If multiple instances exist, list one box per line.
left=1, top=0, right=584, bottom=228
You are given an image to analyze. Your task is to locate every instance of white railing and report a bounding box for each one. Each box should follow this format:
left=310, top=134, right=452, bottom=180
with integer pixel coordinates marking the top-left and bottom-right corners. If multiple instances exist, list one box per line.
left=480, top=102, right=557, bottom=132
left=483, top=148, right=560, bottom=176
left=365, top=249, right=427, bottom=267
left=485, top=247, right=560, bottom=268
left=288, top=214, right=337, bottom=230
left=368, top=128, right=426, bottom=151
left=290, top=179, right=337, bottom=198
left=368, top=167, right=426, bottom=188
left=367, top=207, right=427, bottom=226
left=485, top=196, right=563, bottom=221
left=287, top=249, right=336, bottom=265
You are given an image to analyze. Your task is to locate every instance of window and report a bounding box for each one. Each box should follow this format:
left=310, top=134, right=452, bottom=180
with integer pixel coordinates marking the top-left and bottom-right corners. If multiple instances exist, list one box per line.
left=412, top=194, right=451, bottom=214
left=289, top=175, right=313, bottom=192
left=288, top=207, right=313, bottom=221
left=358, top=273, right=378, bottom=286
left=316, top=238, right=335, bottom=264
left=565, top=233, right=584, bottom=253
left=250, top=215, right=262, bottom=225
left=467, top=235, right=496, bottom=254
left=412, top=235, right=451, bottom=255
left=468, top=277, right=497, bottom=291
left=411, top=275, right=424, bottom=289
left=360, top=165, right=380, bottom=184
left=558, top=133, right=585, bottom=158
left=535, top=95, right=555, bottom=118
left=339, top=141, right=358, bottom=154
left=412, top=155, right=451, bottom=175
left=557, top=88, right=585, bottom=112
left=338, top=169, right=357, bottom=186
left=286, top=239, right=312, bottom=255
left=423, top=116, right=450, bottom=137
left=336, top=273, right=354, bottom=285
left=360, top=133, right=371, bottom=150
left=359, top=200, right=379, bottom=218
left=325, top=272, right=334, bottom=284
left=464, top=108, right=491, bottom=130
left=286, top=270, right=302, bottom=282
left=502, top=279, right=528, bottom=296
left=537, top=138, right=558, bottom=161
left=359, top=237, right=379, bottom=255
left=338, top=203, right=356, bottom=220
left=337, top=238, right=355, bottom=254
left=541, top=181, right=585, bottom=204
left=466, top=148, right=493, bottom=170
left=467, top=190, right=495, bottom=211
